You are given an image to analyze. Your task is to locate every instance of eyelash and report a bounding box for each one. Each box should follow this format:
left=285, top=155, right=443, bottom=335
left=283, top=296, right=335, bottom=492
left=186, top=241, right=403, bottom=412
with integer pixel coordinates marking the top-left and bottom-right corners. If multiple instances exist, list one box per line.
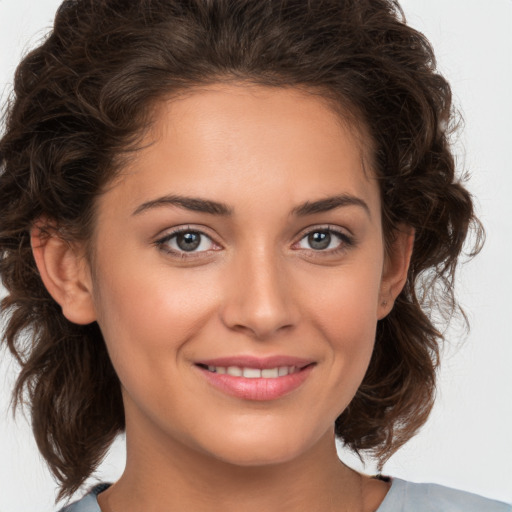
left=154, top=226, right=220, bottom=259
left=154, top=225, right=355, bottom=259
left=293, top=226, right=355, bottom=256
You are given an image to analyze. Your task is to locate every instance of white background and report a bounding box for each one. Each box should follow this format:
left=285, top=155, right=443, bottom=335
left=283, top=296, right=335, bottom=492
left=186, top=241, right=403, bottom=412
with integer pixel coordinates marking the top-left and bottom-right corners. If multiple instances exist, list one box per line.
left=0, top=0, right=511, bottom=510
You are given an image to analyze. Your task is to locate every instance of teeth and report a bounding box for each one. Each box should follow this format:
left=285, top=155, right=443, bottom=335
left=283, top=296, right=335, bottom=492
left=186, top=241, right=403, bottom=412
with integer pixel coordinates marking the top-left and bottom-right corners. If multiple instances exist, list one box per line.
left=261, top=368, right=279, bottom=378
left=206, top=365, right=298, bottom=378
left=208, top=364, right=227, bottom=374
left=243, top=368, right=261, bottom=378
left=278, top=366, right=289, bottom=377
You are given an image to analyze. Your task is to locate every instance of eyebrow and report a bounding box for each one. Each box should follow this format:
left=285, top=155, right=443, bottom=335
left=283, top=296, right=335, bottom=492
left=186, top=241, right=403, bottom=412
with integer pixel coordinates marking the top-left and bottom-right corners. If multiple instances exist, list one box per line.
left=132, top=193, right=370, bottom=218
left=133, top=195, right=233, bottom=216
left=291, top=194, right=371, bottom=218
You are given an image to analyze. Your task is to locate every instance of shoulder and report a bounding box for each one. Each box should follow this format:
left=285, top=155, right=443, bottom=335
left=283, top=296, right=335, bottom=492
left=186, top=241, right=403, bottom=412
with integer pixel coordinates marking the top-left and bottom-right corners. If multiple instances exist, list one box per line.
left=55, top=479, right=511, bottom=512
left=57, top=483, right=110, bottom=512
left=377, top=478, right=511, bottom=512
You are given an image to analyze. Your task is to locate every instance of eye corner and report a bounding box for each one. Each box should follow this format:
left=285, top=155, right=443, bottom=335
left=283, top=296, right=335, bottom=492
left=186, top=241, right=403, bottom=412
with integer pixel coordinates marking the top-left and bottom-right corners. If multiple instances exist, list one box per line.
left=153, top=226, right=223, bottom=259
left=292, top=225, right=356, bottom=256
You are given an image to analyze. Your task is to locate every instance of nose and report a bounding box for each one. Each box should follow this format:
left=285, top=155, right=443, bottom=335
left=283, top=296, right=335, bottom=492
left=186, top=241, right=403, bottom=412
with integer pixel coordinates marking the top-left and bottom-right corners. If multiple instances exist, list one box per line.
left=220, top=249, right=299, bottom=340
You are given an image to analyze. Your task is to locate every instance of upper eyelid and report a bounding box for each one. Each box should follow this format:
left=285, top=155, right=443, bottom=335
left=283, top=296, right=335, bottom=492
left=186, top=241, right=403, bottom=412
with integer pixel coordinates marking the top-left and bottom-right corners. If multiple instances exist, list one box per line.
left=292, top=225, right=354, bottom=252
left=155, top=225, right=218, bottom=242
left=153, top=224, right=353, bottom=249
left=295, top=224, right=353, bottom=240
left=154, top=227, right=222, bottom=254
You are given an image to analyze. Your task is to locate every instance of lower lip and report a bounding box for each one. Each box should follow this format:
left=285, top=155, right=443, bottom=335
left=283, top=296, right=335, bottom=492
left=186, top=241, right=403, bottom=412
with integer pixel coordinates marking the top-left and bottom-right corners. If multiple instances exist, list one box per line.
left=196, top=365, right=314, bottom=401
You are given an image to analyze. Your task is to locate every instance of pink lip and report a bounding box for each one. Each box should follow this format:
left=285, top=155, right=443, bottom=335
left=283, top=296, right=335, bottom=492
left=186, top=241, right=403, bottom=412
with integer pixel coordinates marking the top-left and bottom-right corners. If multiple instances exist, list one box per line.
left=196, top=355, right=313, bottom=369
left=194, top=355, right=315, bottom=401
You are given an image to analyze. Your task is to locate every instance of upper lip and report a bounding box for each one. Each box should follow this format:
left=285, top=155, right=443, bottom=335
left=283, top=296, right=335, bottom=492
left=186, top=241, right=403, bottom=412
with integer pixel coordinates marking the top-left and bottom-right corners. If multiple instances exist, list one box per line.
left=195, top=355, right=314, bottom=369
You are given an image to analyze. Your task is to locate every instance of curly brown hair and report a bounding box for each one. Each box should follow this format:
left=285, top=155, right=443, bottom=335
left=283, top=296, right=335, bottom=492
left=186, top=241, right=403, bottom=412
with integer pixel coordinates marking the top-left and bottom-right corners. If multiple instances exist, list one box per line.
left=0, top=0, right=481, bottom=501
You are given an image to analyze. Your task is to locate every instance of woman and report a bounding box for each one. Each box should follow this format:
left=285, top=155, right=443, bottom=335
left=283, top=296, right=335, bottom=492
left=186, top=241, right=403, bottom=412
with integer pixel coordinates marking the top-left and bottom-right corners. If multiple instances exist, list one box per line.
left=0, top=0, right=510, bottom=511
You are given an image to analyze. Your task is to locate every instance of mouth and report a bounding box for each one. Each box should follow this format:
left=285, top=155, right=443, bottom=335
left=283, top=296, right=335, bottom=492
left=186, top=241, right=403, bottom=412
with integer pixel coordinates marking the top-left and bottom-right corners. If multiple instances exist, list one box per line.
left=194, top=357, right=315, bottom=401
left=196, top=363, right=307, bottom=378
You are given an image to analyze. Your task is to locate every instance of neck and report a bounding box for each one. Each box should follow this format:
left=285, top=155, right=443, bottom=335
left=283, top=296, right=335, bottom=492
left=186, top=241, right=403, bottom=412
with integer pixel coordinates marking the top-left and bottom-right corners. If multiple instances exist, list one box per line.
left=98, top=423, right=370, bottom=512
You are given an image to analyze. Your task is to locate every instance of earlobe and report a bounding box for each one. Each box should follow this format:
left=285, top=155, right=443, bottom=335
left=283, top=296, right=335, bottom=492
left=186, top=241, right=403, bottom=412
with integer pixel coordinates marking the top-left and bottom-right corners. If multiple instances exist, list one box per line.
left=30, top=222, right=96, bottom=325
left=377, top=226, right=415, bottom=320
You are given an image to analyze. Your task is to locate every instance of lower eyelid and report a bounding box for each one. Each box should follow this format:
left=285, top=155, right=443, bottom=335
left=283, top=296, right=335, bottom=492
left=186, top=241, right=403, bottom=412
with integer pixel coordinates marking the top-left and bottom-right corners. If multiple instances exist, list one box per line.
left=155, top=227, right=354, bottom=257
left=155, top=229, right=219, bottom=254
left=295, top=228, right=353, bottom=250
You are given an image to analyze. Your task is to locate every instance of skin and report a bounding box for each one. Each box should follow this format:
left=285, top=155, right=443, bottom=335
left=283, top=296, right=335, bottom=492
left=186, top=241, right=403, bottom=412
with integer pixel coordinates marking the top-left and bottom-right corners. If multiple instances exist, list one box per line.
left=32, top=84, right=413, bottom=511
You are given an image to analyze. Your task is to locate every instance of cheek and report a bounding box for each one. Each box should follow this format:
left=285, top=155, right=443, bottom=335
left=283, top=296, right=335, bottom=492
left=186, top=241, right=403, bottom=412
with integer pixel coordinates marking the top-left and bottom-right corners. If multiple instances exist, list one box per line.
left=326, top=286, right=378, bottom=381
left=306, top=257, right=382, bottom=341
left=302, top=255, right=383, bottom=397
left=92, top=260, right=219, bottom=380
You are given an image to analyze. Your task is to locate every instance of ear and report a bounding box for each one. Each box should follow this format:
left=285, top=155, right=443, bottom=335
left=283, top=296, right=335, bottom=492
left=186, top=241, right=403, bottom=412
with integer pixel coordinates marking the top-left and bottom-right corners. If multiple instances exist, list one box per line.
left=31, top=222, right=97, bottom=325
left=377, top=225, right=414, bottom=320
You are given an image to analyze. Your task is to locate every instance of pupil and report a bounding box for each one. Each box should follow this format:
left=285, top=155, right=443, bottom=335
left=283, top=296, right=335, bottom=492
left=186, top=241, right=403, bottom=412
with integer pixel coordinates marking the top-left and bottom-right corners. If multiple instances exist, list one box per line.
left=177, top=232, right=200, bottom=251
left=309, top=231, right=331, bottom=250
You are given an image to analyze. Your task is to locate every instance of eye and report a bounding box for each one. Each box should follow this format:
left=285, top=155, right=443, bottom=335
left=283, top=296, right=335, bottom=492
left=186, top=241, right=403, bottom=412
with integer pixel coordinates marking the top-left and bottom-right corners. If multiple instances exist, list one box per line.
left=295, top=227, right=353, bottom=252
left=155, top=228, right=219, bottom=255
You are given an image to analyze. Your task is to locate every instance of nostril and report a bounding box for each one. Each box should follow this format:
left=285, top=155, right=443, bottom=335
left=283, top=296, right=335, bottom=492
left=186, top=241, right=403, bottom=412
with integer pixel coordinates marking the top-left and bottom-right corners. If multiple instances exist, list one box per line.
left=218, top=267, right=299, bottom=339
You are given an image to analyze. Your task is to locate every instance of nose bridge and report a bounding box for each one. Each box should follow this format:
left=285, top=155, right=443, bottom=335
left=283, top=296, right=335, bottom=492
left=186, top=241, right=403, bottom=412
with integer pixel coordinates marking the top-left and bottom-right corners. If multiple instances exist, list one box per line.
left=221, top=242, right=297, bottom=338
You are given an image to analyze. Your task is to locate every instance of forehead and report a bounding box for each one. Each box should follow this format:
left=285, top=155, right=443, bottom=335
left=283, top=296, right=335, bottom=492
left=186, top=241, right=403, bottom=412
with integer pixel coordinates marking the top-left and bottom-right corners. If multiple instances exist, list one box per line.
left=99, top=84, right=379, bottom=219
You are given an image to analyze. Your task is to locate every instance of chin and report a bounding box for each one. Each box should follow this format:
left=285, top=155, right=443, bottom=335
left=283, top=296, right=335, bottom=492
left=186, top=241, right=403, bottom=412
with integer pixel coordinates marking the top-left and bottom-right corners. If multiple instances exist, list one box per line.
left=194, top=420, right=327, bottom=468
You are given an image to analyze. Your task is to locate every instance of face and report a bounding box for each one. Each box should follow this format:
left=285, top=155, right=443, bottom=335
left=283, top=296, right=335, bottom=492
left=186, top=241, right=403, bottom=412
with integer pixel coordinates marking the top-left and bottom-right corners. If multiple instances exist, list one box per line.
left=83, top=84, right=405, bottom=467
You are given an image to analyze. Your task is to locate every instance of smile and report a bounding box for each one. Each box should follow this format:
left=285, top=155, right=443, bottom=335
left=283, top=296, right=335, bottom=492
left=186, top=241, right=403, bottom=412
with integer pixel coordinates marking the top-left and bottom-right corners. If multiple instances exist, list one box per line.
left=195, top=357, right=315, bottom=401
left=203, top=365, right=301, bottom=378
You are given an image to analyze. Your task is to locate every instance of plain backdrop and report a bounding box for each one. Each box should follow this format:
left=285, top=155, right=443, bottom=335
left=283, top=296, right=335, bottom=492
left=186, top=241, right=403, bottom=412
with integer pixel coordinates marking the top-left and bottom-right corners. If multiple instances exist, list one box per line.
left=0, top=0, right=511, bottom=510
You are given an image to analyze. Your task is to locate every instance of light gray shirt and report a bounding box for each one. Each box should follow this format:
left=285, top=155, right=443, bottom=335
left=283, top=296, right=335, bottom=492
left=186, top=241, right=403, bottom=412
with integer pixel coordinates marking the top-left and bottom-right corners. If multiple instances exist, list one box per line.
left=59, top=478, right=511, bottom=511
